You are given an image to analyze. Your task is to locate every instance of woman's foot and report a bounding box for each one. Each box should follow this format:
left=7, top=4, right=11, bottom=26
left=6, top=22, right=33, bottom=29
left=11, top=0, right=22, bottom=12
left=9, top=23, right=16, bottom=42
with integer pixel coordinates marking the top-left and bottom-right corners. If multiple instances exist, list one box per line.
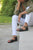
left=16, top=23, right=28, bottom=31
left=8, top=36, right=18, bottom=43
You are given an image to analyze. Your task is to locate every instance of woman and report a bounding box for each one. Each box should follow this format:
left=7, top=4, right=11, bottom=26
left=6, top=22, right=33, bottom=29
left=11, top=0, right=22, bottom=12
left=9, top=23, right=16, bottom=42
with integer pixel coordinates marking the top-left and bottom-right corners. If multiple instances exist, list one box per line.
left=8, top=0, right=33, bottom=43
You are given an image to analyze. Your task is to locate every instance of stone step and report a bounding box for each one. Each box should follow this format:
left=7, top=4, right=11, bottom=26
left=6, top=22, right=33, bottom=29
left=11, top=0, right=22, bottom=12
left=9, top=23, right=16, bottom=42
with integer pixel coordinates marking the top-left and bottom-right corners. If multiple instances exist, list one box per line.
left=19, top=27, right=33, bottom=50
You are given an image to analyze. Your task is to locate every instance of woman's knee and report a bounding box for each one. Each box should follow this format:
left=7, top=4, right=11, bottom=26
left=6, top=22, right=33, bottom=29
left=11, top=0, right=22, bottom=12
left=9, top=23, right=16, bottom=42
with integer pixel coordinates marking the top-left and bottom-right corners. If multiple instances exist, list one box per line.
left=12, top=15, right=18, bottom=20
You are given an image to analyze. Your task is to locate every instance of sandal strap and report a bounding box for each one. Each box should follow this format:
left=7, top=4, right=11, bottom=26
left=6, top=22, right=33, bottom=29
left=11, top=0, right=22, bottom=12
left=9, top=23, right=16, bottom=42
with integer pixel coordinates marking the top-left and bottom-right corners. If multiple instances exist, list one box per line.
left=24, top=26, right=28, bottom=28
left=8, top=37, right=17, bottom=43
left=18, top=26, right=28, bottom=31
left=10, top=40, right=15, bottom=42
left=19, top=26, right=28, bottom=30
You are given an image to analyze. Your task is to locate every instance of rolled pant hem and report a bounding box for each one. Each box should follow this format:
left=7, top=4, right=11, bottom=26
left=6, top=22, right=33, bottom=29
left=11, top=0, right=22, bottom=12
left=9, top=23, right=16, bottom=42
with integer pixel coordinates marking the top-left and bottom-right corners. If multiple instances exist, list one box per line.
left=12, top=34, right=17, bottom=36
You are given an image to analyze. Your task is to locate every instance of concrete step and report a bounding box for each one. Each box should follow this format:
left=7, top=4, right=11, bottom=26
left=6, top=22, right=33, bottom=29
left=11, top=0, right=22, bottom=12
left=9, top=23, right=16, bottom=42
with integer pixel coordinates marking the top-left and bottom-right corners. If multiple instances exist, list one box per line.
left=19, top=27, right=33, bottom=50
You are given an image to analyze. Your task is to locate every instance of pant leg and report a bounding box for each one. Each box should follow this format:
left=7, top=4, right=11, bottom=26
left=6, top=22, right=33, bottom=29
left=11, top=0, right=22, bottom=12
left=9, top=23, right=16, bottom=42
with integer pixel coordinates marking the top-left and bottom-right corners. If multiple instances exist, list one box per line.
left=12, top=15, right=25, bottom=36
left=25, top=13, right=31, bottom=24
left=25, top=6, right=33, bottom=26
left=12, top=15, right=18, bottom=35
left=25, top=13, right=33, bottom=26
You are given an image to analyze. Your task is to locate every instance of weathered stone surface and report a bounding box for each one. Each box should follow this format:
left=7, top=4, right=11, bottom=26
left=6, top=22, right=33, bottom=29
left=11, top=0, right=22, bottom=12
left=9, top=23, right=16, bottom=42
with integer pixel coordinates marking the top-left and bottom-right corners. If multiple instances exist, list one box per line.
left=0, top=25, right=19, bottom=50
left=19, top=27, right=33, bottom=50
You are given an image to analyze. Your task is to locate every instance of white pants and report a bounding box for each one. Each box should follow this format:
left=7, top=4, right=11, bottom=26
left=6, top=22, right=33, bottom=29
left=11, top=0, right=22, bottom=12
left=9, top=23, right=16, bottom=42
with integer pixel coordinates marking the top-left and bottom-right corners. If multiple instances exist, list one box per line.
left=12, top=7, right=33, bottom=35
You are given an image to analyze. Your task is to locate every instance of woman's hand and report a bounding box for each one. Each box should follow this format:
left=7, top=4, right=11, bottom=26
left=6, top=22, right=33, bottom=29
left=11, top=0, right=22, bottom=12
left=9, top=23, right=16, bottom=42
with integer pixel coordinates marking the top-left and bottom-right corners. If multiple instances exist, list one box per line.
left=17, top=0, right=20, bottom=2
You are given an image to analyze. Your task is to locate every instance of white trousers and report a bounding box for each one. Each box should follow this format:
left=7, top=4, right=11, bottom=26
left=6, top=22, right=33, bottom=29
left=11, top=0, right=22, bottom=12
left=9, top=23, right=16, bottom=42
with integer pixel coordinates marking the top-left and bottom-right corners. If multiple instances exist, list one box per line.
left=12, top=7, right=33, bottom=35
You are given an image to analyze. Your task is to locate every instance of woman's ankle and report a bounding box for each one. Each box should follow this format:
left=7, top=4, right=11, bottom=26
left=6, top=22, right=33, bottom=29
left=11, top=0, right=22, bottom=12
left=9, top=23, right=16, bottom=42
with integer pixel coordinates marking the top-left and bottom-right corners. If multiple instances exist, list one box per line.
left=13, top=35, right=17, bottom=37
left=24, top=22, right=28, bottom=26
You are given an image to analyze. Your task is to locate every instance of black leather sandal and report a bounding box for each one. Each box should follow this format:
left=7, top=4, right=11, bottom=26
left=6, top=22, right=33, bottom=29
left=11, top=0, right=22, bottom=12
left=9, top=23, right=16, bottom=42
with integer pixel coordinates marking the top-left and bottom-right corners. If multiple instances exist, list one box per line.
left=17, top=26, right=28, bottom=32
left=8, top=36, right=18, bottom=43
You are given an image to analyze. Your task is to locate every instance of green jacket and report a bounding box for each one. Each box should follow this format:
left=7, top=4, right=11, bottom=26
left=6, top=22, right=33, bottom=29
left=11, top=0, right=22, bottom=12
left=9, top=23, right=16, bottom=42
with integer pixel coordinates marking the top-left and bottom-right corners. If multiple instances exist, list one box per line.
left=14, top=0, right=33, bottom=15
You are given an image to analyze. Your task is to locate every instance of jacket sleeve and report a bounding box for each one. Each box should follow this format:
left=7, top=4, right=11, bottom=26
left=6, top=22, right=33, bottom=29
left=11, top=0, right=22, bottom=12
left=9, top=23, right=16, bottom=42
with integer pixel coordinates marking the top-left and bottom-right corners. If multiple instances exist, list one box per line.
left=25, top=4, right=33, bottom=14
left=14, top=3, right=20, bottom=15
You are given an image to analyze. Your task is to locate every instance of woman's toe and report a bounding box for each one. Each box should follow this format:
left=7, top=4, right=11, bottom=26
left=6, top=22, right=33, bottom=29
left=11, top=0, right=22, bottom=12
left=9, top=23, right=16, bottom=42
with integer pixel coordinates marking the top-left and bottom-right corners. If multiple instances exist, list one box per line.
left=8, top=40, right=11, bottom=43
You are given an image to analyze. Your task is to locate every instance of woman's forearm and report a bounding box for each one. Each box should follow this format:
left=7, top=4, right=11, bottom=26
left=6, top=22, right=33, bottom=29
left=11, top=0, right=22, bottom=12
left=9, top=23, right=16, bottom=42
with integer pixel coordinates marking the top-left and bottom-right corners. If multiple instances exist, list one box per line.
left=17, top=2, right=20, bottom=10
left=18, top=11, right=28, bottom=19
left=21, top=11, right=28, bottom=15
